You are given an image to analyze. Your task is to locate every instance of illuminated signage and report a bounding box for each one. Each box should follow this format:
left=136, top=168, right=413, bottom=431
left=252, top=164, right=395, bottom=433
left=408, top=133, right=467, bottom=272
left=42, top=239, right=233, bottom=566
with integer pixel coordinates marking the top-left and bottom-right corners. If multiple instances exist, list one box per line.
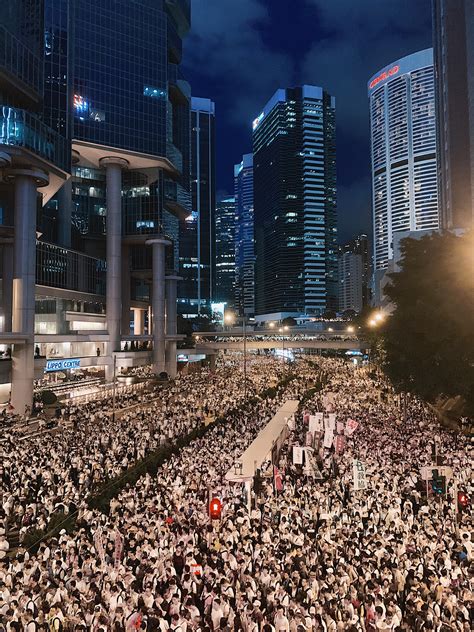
left=73, top=94, right=105, bottom=122
left=252, top=112, right=265, bottom=130
left=45, top=358, right=81, bottom=372
left=369, top=65, right=400, bottom=90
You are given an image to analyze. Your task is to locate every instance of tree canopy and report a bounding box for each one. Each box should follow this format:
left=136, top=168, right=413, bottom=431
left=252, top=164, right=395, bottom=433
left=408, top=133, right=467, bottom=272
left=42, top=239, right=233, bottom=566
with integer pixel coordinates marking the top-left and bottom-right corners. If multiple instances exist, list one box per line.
left=382, top=230, right=474, bottom=414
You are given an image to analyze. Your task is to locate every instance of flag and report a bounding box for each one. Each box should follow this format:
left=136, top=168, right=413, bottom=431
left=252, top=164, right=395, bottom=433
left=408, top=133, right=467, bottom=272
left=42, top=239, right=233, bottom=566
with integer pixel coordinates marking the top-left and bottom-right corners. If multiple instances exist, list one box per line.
left=274, top=465, right=283, bottom=492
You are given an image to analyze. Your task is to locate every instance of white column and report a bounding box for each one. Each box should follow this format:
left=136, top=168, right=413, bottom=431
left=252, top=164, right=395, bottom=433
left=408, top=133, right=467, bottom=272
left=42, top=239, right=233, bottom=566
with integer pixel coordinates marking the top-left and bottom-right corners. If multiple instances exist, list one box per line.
left=165, top=274, right=181, bottom=378
left=121, top=244, right=131, bottom=336
left=133, top=308, right=145, bottom=336
left=100, top=157, right=128, bottom=381
left=147, top=238, right=170, bottom=374
left=6, top=168, right=48, bottom=413
left=1, top=243, right=13, bottom=332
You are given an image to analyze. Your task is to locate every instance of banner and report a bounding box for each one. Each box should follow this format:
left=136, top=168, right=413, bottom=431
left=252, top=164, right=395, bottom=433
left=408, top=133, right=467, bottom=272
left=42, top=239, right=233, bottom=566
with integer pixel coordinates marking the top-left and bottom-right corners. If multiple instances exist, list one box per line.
left=345, top=419, right=359, bottom=436
left=326, top=414, right=336, bottom=430
left=353, top=459, right=367, bottom=490
left=323, top=427, right=334, bottom=449
left=113, top=531, right=124, bottom=569
left=93, top=527, right=106, bottom=565
left=337, top=421, right=344, bottom=434
left=335, top=435, right=346, bottom=455
left=305, top=431, right=313, bottom=446
left=274, top=465, right=283, bottom=492
left=309, top=413, right=324, bottom=433
left=293, top=446, right=304, bottom=465
left=303, top=412, right=310, bottom=424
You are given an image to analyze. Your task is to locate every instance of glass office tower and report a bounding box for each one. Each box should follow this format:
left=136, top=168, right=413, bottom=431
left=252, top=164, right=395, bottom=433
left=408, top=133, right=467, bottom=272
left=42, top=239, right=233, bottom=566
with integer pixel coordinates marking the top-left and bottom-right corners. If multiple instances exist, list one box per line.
left=368, top=49, right=439, bottom=274
left=214, top=196, right=236, bottom=307
left=433, top=0, right=474, bottom=230
left=234, top=153, right=255, bottom=316
left=252, top=86, right=337, bottom=319
left=178, top=97, right=216, bottom=317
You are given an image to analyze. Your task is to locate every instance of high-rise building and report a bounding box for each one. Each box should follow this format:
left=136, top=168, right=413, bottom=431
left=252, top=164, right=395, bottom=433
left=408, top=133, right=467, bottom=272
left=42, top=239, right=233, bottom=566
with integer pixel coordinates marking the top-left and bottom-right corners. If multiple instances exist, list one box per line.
left=368, top=49, right=440, bottom=278
left=0, top=0, right=192, bottom=410
left=178, top=97, right=216, bottom=316
left=338, top=252, right=363, bottom=314
left=338, top=234, right=370, bottom=313
left=252, top=86, right=337, bottom=319
left=432, top=0, right=474, bottom=230
left=234, top=153, right=255, bottom=316
left=214, top=196, right=236, bottom=307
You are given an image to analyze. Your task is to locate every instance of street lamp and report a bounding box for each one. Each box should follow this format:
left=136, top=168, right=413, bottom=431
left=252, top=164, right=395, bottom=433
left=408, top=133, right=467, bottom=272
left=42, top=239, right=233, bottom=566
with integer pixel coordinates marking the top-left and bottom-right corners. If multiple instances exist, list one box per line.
left=269, top=321, right=275, bottom=329
left=347, top=325, right=355, bottom=333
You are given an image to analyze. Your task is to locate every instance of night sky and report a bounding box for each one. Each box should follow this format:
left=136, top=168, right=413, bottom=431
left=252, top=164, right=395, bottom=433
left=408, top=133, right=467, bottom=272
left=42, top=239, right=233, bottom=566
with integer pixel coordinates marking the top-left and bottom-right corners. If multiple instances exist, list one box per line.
left=183, top=0, right=433, bottom=243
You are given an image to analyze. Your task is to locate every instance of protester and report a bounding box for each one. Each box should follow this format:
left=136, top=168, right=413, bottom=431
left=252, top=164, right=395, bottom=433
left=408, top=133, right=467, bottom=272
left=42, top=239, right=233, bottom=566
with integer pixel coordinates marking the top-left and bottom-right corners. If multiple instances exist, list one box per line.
left=0, top=357, right=471, bottom=631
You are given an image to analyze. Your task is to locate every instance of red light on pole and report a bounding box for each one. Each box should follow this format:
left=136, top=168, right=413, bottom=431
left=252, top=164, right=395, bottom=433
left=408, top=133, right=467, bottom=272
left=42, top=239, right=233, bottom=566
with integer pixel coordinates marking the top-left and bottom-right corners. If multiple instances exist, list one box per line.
left=209, top=497, right=222, bottom=520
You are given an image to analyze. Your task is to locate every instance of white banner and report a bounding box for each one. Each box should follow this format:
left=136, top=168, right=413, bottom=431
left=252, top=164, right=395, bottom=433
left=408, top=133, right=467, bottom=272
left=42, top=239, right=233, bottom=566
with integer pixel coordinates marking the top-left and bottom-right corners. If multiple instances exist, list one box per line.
left=353, top=459, right=367, bottom=490
left=293, top=446, right=304, bottom=465
left=326, top=413, right=336, bottom=430
left=309, top=413, right=324, bottom=433
left=323, top=427, right=334, bottom=449
left=336, top=421, right=344, bottom=434
left=345, top=419, right=359, bottom=436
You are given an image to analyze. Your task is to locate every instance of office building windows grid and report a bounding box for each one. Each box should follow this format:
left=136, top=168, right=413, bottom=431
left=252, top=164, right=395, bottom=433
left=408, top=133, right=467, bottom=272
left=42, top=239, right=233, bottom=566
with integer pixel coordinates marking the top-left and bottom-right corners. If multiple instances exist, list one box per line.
left=369, top=50, right=439, bottom=272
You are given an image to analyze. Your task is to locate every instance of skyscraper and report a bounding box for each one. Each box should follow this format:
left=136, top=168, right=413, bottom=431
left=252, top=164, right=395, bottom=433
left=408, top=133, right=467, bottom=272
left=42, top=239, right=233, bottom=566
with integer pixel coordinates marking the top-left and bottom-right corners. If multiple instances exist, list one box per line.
left=0, top=0, right=192, bottom=410
left=338, top=234, right=370, bottom=313
left=368, top=49, right=439, bottom=277
left=178, top=97, right=216, bottom=316
left=432, top=0, right=474, bottom=230
left=234, top=153, right=255, bottom=316
left=214, top=196, right=236, bottom=307
left=252, top=86, right=337, bottom=319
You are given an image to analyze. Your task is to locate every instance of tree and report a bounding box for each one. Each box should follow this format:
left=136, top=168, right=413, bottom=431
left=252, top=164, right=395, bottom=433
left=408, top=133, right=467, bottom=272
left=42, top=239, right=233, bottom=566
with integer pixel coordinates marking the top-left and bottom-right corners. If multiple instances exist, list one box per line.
left=381, top=230, right=474, bottom=414
left=282, top=317, right=297, bottom=327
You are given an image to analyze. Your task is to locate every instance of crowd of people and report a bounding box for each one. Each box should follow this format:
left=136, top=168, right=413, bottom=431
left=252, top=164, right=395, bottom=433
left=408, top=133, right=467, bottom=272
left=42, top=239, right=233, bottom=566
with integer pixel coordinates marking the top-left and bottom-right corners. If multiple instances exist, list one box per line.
left=0, top=356, right=472, bottom=630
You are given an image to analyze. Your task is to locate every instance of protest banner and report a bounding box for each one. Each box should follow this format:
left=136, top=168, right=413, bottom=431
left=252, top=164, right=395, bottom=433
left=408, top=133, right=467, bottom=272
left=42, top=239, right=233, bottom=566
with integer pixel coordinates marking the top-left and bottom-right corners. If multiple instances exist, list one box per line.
left=335, top=435, right=346, bottom=455
left=305, top=431, right=313, bottom=446
left=337, top=421, right=344, bottom=434
left=309, top=413, right=324, bottom=433
left=345, top=419, right=359, bottom=436
left=293, top=446, right=304, bottom=465
left=93, top=527, right=106, bottom=566
left=353, top=459, right=367, bottom=490
left=113, top=531, right=124, bottom=569
left=326, top=413, right=336, bottom=430
left=323, top=427, right=334, bottom=449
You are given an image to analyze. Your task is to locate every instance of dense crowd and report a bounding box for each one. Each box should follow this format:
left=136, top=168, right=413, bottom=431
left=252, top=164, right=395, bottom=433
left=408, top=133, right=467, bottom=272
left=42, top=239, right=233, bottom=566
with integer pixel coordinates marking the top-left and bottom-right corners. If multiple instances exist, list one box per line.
left=0, top=357, right=472, bottom=631
left=0, top=357, right=286, bottom=539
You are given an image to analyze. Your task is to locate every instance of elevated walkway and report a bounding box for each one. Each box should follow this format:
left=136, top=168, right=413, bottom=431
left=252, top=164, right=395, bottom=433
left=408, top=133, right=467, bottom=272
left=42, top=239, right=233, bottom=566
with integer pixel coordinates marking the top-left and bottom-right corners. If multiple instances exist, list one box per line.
left=225, top=399, right=299, bottom=483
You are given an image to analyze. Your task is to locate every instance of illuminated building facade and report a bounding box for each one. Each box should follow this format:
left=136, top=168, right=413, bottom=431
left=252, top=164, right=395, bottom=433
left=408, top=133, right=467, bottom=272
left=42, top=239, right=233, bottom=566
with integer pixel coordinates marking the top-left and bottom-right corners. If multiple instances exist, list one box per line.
left=252, top=86, right=337, bottom=319
left=432, top=0, right=474, bottom=230
left=178, top=97, right=216, bottom=317
left=214, top=196, right=236, bottom=307
left=0, top=0, right=192, bottom=409
left=234, top=153, right=255, bottom=316
left=368, top=49, right=439, bottom=275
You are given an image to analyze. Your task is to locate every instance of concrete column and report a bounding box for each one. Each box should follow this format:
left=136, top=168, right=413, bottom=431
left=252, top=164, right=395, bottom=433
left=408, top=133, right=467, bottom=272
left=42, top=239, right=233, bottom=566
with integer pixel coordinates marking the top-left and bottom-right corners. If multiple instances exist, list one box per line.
left=100, top=157, right=128, bottom=381
left=165, top=274, right=181, bottom=379
left=147, top=238, right=170, bottom=375
left=57, top=177, right=72, bottom=247
left=134, top=308, right=145, bottom=336
left=121, top=244, right=131, bottom=336
left=5, top=168, right=48, bottom=413
left=1, top=243, right=13, bottom=332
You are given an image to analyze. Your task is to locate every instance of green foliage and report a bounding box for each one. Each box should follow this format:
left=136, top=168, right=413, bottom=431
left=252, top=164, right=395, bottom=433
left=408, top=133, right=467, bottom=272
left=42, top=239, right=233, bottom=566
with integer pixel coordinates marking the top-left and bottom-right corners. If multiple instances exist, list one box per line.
left=382, top=231, right=474, bottom=414
left=22, top=511, right=77, bottom=554
left=38, top=390, right=57, bottom=405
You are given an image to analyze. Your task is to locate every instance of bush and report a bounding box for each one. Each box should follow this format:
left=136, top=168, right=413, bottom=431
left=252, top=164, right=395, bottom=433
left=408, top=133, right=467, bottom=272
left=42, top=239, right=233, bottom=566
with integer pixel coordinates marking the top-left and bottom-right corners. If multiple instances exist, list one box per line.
left=38, top=390, right=57, bottom=406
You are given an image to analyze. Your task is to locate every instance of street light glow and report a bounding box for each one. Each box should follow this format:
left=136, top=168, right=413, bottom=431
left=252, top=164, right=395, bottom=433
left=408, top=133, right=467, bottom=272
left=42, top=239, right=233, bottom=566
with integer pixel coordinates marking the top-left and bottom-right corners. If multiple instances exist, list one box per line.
left=269, top=322, right=275, bottom=328
left=347, top=325, right=355, bottom=333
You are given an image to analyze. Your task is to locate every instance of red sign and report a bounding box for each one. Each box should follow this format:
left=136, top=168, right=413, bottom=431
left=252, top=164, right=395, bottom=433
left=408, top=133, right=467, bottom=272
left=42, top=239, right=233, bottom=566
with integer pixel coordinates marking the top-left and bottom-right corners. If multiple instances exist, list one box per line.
left=369, top=65, right=400, bottom=89
left=335, top=435, right=346, bottom=455
left=209, top=498, right=222, bottom=520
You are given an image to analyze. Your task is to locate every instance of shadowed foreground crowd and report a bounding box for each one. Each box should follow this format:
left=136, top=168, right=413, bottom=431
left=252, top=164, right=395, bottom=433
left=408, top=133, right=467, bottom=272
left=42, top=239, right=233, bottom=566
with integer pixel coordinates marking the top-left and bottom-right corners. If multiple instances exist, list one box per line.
left=0, top=357, right=472, bottom=631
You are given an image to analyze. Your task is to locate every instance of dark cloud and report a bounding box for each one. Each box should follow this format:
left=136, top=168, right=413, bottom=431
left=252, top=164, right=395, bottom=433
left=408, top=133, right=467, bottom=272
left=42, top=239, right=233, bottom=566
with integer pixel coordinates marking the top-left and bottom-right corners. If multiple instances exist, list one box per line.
left=184, top=0, right=295, bottom=127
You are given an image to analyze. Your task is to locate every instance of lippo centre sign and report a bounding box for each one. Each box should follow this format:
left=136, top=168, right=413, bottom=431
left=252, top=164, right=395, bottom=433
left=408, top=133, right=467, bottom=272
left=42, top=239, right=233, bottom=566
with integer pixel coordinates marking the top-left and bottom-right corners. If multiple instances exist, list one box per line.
left=45, top=358, right=81, bottom=372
